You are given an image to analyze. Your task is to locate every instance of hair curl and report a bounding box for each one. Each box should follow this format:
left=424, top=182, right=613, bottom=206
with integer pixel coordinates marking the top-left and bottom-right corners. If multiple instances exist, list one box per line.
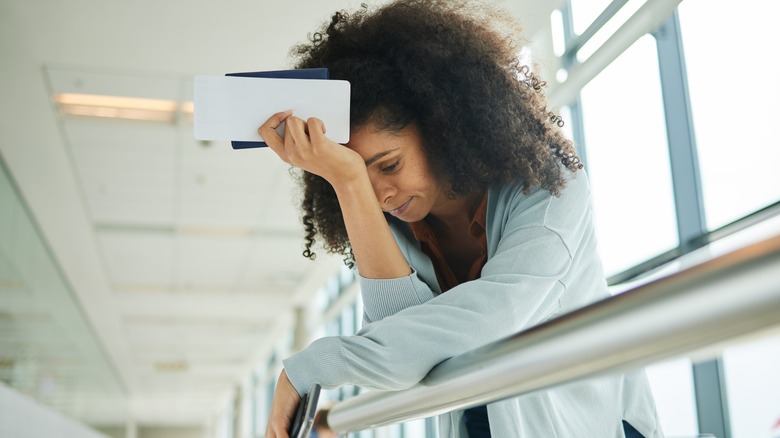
left=290, top=0, right=582, bottom=264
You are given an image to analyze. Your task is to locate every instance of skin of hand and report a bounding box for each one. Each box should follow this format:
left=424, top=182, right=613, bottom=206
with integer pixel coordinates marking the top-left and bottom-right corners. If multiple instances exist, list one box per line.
left=264, top=370, right=301, bottom=438
left=259, top=111, right=366, bottom=187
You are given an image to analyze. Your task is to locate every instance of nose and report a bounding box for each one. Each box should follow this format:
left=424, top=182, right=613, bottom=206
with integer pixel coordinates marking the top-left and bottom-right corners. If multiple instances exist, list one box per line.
left=370, top=175, right=396, bottom=207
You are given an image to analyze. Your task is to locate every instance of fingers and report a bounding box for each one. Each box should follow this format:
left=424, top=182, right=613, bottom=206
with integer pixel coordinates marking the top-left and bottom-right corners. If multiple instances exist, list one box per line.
left=284, top=116, right=310, bottom=147
left=259, top=113, right=327, bottom=146
left=264, top=420, right=289, bottom=438
left=283, top=117, right=332, bottom=167
left=307, top=117, right=327, bottom=144
left=260, top=113, right=335, bottom=174
left=259, top=110, right=293, bottom=151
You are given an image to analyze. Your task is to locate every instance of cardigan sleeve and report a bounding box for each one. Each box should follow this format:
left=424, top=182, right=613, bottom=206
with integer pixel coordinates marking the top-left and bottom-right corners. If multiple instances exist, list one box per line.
left=356, top=216, right=441, bottom=326
left=357, top=268, right=437, bottom=325
left=283, top=185, right=585, bottom=396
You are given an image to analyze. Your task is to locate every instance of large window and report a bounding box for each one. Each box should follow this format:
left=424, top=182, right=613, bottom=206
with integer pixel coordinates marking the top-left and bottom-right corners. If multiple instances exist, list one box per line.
left=678, top=0, right=780, bottom=230
left=675, top=2, right=780, bottom=437
left=575, top=27, right=694, bottom=438
left=566, top=1, right=780, bottom=437
left=579, top=34, right=678, bottom=276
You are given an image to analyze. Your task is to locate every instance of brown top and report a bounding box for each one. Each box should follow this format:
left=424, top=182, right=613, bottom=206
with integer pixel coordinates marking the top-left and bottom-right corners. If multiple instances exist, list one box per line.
left=409, top=193, right=488, bottom=292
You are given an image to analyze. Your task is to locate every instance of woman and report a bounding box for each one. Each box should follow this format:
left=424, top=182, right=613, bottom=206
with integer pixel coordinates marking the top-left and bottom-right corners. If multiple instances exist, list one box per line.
left=260, top=1, right=662, bottom=437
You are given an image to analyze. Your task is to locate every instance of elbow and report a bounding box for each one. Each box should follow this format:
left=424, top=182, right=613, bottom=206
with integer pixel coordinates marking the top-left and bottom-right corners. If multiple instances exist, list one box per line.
left=364, top=367, right=427, bottom=391
left=350, top=350, right=430, bottom=391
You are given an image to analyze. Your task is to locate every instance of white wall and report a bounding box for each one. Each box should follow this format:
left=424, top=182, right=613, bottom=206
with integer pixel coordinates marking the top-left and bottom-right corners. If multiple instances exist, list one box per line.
left=0, top=381, right=109, bottom=438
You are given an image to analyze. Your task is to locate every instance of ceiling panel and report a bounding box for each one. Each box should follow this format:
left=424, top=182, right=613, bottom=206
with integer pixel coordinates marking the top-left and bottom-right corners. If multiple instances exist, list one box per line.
left=129, top=346, right=252, bottom=363
left=177, top=139, right=288, bottom=228
left=261, top=198, right=304, bottom=231
left=123, top=316, right=267, bottom=343
left=97, top=230, right=174, bottom=286
left=238, top=234, right=311, bottom=289
left=62, top=117, right=180, bottom=151
left=136, top=377, right=237, bottom=394
left=258, top=171, right=304, bottom=231
left=63, top=118, right=179, bottom=225
left=175, top=234, right=251, bottom=288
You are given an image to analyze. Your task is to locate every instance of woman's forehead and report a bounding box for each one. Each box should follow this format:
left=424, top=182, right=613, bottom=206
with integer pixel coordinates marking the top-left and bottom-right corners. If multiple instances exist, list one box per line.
left=347, top=123, right=422, bottom=157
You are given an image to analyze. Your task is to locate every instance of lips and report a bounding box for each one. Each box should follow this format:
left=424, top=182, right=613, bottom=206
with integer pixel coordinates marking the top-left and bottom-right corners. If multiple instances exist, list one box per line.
left=386, top=198, right=412, bottom=217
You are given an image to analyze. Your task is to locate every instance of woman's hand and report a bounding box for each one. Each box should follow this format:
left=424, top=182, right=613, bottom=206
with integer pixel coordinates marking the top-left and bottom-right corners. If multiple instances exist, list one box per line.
left=264, top=370, right=301, bottom=438
left=259, top=111, right=366, bottom=188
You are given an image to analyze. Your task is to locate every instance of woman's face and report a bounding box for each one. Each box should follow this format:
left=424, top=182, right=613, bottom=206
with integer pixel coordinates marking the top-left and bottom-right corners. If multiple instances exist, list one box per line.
left=346, top=123, right=448, bottom=223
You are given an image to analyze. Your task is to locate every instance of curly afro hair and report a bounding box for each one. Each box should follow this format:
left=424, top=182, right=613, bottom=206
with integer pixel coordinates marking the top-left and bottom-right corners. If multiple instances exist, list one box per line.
left=289, top=0, right=582, bottom=264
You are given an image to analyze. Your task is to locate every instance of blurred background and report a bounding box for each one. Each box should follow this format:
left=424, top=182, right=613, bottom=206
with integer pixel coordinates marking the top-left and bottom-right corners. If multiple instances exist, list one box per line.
left=1, top=0, right=778, bottom=437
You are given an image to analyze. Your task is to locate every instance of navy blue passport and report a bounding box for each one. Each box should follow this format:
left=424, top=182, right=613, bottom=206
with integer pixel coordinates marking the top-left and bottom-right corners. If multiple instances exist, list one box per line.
left=225, top=68, right=330, bottom=149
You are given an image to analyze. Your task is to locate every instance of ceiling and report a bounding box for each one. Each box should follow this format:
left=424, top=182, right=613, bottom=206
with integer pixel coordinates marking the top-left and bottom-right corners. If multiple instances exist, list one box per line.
left=0, top=0, right=561, bottom=429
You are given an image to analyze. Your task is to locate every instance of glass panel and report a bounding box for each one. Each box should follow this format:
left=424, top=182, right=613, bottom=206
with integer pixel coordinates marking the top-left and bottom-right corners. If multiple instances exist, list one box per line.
left=722, top=333, right=780, bottom=438
left=265, top=377, right=275, bottom=425
left=341, top=302, right=355, bottom=335
left=645, top=359, right=699, bottom=437
left=579, top=34, right=678, bottom=276
left=0, top=158, right=126, bottom=423
left=678, top=0, right=780, bottom=229
left=403, top=418, right=429, bottom=438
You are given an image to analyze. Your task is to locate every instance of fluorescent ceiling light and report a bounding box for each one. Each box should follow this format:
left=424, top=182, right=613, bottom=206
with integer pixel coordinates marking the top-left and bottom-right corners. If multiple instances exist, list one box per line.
left=54, top=93, right=192, bottom=122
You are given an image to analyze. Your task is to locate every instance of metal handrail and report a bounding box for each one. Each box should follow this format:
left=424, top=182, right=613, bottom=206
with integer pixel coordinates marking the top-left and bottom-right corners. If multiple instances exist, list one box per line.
left=327, top=233, right=780, bottom=433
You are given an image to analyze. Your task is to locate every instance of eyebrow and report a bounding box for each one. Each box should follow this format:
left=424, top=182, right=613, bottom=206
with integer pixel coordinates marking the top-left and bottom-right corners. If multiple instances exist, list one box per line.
left=364, top=148, right=400, bottom=166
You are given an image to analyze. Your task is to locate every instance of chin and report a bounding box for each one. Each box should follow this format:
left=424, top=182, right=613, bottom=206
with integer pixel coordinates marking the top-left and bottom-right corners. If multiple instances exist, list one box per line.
left=400, top=212, right=428, bottom=223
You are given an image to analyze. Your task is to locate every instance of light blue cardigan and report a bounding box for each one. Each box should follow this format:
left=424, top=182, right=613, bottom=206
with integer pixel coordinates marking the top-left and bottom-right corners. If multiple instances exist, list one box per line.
left=284, top=172, right=663, bottom=437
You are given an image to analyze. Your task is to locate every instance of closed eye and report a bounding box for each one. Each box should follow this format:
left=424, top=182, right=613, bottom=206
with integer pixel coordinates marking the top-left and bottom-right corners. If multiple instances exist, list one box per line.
left=381, top=160, right=401, bottom=173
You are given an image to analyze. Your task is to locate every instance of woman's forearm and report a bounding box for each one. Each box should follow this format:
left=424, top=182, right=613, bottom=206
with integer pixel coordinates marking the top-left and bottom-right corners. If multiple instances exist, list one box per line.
left=332, top=175, right=411, bottom=279
left=258, top=113, right=411, bottom=279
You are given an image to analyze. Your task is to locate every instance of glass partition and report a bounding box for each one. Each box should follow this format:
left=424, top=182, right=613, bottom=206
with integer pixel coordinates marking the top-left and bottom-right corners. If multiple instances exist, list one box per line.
left=0, top=156, right=126, bottom=424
